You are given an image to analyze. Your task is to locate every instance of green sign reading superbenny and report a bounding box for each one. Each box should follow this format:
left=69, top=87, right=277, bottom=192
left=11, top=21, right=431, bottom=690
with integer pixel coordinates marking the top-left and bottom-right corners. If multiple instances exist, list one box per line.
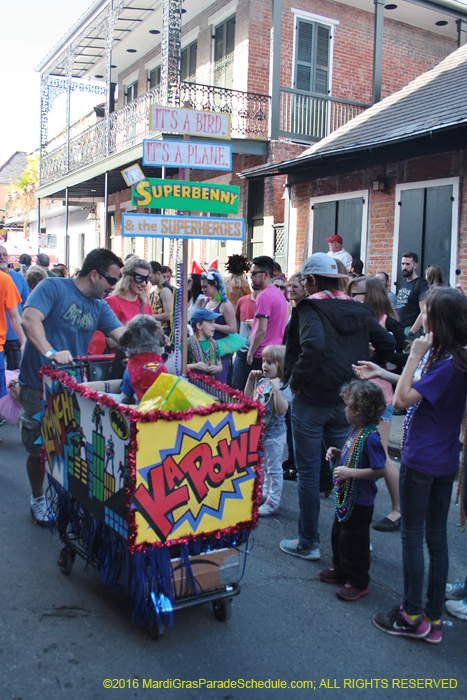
left=132, top=178, right=240, bottom=215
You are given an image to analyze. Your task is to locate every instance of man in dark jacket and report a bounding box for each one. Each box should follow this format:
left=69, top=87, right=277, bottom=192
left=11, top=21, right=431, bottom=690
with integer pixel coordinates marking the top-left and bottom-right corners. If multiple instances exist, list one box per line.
left=280, top=253, right=396, bottom=561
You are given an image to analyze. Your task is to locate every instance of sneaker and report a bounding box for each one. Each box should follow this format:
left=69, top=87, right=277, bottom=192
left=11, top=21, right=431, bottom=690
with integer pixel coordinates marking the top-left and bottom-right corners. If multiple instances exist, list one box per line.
left=336, top=584, right=369, bottom=601
left=424, top=622, right=442, bottom=644
left=445, top=582, right=467, bottom=600
left=279, top=538, right=320, bottom=560
left=258, top=500, right=280, bottom=517
left=373, top=605, right=430, bottom=638
left=30, top=496, right=55, bottom=525
left=319, top=568, right=346, bottom=584
left=445, top=598, right=467, bottom=621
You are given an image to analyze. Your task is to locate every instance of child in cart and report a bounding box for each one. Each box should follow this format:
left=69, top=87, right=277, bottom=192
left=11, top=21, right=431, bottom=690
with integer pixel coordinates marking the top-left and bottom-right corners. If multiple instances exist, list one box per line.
left=187, top=308, right=223, bottom=376
left=244, top=345, right=291, bottom=517
left=320, top=379, right=386, bottom=601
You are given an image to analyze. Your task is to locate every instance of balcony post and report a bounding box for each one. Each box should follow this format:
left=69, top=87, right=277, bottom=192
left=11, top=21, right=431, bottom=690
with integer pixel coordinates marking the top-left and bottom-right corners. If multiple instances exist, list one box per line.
left=161, top=0, right=182, bottom=107
left=372, top=0, right=385, bottom=104
left=269, top=0, right=282, bottom=141
left=39, top=75, right=48, bottom=187
left=65, top=48, right=73, bottom=174
left=457, top=19, right=467, bottom=47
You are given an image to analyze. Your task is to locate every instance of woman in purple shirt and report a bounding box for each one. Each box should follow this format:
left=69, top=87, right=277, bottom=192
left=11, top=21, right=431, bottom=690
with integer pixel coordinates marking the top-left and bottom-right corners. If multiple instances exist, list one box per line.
left=373, top=287, right=467, bottom=644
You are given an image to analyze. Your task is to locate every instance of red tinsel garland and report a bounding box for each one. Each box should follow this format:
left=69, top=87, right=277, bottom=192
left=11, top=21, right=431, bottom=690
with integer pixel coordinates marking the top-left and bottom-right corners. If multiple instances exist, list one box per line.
left=40, top=365, right=264, bottom=551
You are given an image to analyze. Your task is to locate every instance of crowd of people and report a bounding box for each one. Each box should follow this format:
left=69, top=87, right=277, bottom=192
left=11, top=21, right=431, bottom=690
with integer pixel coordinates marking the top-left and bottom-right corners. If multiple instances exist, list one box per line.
left=1, top=238, right=467, bottom=645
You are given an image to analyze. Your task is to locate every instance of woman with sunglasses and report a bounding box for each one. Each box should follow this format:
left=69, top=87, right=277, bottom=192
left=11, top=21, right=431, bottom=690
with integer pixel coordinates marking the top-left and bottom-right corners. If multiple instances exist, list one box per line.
left=88, top=257, right=152, bottom=354
left=273, top=277, right=292, bottom=322
left=201, top=271, right=239, bottom=384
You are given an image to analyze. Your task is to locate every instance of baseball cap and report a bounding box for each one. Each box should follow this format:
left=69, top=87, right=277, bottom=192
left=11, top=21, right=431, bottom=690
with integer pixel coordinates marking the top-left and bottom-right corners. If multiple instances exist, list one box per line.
left=190, top=308, right=222, bottom=326
left=301, top=253, right=349, bottom=278
left=325, top=234, right=343, bottom=244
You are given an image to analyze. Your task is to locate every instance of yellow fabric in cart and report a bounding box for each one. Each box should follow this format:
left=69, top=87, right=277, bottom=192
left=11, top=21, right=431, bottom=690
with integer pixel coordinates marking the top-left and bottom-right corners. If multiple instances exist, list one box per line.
left=138, top=373, right=215, bottom=412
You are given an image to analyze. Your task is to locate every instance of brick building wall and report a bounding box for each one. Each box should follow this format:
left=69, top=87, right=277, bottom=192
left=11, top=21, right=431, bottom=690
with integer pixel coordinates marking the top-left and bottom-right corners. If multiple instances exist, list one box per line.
left=287, top=149, right=467, bottom=287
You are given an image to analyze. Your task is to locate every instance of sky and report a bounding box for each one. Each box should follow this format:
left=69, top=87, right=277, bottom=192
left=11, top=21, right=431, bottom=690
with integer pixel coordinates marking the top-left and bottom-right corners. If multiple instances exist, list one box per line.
left=0, top=0, right=96, bottom=169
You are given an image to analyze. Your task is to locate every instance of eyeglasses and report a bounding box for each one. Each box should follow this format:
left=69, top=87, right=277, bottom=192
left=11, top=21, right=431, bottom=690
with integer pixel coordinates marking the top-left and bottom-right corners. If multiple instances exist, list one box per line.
left=97, top=270, right=121, bottom=286
left=274, top=284, right=286, bottom=290
left=250, top=270, right=266, bottom=277
left=130, top=272, right=149, bottom=284
left=350, top=291, right=366, bottom=298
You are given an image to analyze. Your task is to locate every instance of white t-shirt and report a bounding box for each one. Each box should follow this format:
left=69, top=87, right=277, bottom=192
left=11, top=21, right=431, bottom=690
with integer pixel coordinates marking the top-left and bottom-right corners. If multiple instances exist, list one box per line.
left=327, top=248, right=352, bottom=270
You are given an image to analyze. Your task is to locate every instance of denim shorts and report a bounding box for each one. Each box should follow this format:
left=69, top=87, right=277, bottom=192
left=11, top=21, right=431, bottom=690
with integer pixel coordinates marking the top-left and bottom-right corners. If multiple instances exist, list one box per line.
left=381, top=402, right=394, bottom=422
left=19, top=385, right=43, bottom=457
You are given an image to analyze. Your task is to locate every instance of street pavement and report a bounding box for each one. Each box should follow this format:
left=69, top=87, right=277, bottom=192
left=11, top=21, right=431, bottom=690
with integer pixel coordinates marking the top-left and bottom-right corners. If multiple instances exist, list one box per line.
left=1, top=418, right=466, bottom=700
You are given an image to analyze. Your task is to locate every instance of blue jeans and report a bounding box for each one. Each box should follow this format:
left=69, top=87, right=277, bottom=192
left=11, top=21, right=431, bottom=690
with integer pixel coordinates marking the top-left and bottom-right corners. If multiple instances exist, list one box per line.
left=231, top=351, right=262, bottom=391
left=400, top=463, right=455, bottom=620
left=290, top=395, right=349, bottom=549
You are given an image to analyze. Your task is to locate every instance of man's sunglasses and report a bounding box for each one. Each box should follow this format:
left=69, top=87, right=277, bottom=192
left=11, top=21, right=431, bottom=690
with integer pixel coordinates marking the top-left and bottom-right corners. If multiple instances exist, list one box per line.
left=130, top=272, right=149, bottom=284
left=350, top=291, right=366, bottom=298
left=97, top=270, right=121, bottom=286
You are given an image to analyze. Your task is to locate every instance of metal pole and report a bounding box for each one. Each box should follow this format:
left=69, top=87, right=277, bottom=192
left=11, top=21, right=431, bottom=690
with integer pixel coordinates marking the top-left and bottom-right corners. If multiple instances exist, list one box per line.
left=161, top=165, right=166, bottom=264
left=372, top=0, right=385, bottom=104
left=37, top=198, right=41, bottom=254
left=104, top=171, right=109, bottom=247
left=65, top=187, right=69, bottom=269
left=457, top=19, right=467, bottom=48
left=269, top=0, right=282, bottom=140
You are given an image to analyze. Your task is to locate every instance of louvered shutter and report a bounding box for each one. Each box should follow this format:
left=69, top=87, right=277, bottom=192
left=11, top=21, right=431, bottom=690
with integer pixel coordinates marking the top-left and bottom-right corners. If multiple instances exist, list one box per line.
left=314, top=24, right=330, bottom=94
left=295, top=20, right=313, bottom=91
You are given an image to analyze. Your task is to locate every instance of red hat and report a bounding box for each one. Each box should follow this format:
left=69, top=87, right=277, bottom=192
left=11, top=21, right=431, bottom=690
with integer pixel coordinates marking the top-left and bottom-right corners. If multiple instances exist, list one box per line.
left=326, top=234, right=343, bottom=244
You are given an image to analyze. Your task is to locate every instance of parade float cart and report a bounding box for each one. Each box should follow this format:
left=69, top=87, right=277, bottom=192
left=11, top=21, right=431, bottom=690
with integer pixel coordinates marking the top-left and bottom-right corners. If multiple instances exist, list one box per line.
left=39, top=364, right=262, bottom=639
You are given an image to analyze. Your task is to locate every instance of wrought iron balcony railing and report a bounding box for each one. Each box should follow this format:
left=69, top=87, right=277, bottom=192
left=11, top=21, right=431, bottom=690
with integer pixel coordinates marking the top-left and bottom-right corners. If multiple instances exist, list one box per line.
left=279, top=87, right=370, bottom=143
left=39, top=83, right=370, bottom=186
left=40, top=83, right=270, bottom=186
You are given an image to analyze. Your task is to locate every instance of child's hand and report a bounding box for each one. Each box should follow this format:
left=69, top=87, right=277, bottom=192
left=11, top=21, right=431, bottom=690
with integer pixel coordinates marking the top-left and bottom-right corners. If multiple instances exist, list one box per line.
left=270, top=377, right=281, bottom=391
left=247, top=370, right=263, bottom=382
left=410, top=331, right=433, bottom=360
left=326, top=446, right=341, bottom=462
left=333, top=466, right=352, bottom=482
left=352, top=360, right=381, bottom=380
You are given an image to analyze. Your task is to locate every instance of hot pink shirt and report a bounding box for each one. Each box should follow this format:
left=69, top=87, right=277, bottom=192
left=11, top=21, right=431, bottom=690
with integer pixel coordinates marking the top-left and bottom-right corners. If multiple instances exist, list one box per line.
left=251, top=284, right=287, bottom=358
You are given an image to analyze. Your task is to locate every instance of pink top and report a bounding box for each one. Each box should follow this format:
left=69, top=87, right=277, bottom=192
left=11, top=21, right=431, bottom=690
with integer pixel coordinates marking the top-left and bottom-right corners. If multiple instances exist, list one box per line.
left=87, top=295, right=152, bottom=355
left=106, top=295, right=152, bottom=324
left=251, top=284, right=287, bottom=358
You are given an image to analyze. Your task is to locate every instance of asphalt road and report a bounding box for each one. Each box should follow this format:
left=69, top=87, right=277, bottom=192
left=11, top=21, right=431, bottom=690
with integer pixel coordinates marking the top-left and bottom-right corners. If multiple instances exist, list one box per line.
left=1, top=419, right=466, bottom=700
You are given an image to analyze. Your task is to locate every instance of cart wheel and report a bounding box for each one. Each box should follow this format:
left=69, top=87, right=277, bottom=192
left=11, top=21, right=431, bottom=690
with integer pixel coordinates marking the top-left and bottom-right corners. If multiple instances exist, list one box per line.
left=213, top=599, right=232, bottom=622
left=148, top=622, right=165, bottom=640
left=58, top=547, right=74, bottom=576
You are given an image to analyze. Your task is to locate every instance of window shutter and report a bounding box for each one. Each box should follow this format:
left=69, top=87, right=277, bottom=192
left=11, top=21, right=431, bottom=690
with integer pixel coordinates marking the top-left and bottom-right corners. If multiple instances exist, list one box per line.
left=295, top=20, right=313, bottom=91
left=149, top=66, right=161, bottom=89
left=314, top=24, right=330, bottom=95
left=181, top=47, right=188, bottom=81
left=189, top=42, right=197, bottom=82
left=214, top=16, right=235, bottom=89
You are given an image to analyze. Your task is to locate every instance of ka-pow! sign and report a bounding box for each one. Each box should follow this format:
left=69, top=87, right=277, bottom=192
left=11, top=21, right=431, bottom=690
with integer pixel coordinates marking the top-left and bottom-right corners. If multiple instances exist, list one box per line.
left=149, top=106, right=231, bottom=140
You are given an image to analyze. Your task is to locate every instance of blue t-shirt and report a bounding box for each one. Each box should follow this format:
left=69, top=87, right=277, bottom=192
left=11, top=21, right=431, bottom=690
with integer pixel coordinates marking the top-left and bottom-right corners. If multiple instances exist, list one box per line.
left=5, top=270, right=29, bottom=341
left=338, top=429, right=386, bottom=506
left=402, top=358, right=467, bottom=477
left=19, top=278, right=123, bottom=390
left=254, top=377, right=292, bottom=441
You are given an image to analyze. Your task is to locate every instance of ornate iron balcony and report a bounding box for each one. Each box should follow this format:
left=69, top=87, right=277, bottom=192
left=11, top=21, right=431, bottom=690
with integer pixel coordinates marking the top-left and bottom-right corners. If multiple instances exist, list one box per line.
left=40, top=83, right=270, bottom=186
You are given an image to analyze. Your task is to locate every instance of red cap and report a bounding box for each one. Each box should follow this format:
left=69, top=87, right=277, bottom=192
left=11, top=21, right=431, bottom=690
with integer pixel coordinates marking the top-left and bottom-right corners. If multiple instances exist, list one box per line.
left=326, top=234, right=343, bottom=244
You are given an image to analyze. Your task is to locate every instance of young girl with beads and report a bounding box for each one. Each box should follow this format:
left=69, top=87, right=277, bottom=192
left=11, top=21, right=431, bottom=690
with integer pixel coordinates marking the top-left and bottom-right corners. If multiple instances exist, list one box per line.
left=320, top=380, right=386, bottom=601
left=372, top=287, right=467, bottom=644
left=244, top=345, right=292, bottom=517
left=187, top=308, right=223, bottom=376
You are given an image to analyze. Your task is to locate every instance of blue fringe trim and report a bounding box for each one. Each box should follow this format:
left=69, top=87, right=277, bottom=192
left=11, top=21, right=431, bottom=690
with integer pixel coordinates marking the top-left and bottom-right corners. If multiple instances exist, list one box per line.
left=46, top=475, right=248, bottom=628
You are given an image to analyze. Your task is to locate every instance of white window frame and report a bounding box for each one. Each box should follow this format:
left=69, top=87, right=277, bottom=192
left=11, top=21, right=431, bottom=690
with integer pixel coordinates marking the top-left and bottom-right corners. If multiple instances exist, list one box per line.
left=308, top=190, right=369, bottom=268
left=208, top=0, right=237, bottom=28
left=291, top=8, right=338, bottom=96
left=391, top=177, right=460, bottom=288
